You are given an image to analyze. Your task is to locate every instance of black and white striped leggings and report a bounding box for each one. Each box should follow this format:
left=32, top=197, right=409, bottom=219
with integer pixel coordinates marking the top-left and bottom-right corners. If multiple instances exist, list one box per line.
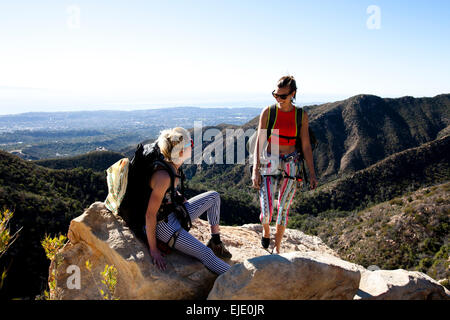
left=155, top=190, right=231, bottom=275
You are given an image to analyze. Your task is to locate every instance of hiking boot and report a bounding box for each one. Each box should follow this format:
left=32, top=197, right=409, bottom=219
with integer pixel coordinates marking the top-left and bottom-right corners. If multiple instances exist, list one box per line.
left=207, top=240, right=232, bottom=260
left=261, top=236, right=270, bottom=249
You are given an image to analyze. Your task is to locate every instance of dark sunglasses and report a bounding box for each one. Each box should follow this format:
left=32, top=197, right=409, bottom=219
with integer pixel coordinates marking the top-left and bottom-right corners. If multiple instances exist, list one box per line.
left=183, top=138, right=194, bottom=149
left=272, top=90, right=292, bottom=100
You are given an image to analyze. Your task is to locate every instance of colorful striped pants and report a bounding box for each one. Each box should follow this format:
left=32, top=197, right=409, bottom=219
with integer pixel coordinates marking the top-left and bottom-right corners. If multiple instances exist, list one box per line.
left=259, top=152, right=300, bottom=227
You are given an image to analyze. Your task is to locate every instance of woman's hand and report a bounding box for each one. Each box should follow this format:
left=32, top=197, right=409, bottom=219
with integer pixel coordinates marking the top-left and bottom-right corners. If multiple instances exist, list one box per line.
left=309, top=175, right=318, bottom=190
left=251, top=169, right=261, bottom=189
left=150, top=248, right=166, bottom=271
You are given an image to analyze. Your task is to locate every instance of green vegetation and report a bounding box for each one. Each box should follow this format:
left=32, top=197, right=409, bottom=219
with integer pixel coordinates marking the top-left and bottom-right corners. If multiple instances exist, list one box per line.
left=0, top=209, right=21, bottom=290
left=35, top=150, right=125, bottom=172
left=86, top=261, right=119, bottom=300
left=40, top=234, right=68, bottom=300
left=0, top=209, right=21, bottom=260
left=288, top=182, right=450, bottom=283
left=0, top=150, right=107, bottom=299
left=190, top=135, right=450, bottom=224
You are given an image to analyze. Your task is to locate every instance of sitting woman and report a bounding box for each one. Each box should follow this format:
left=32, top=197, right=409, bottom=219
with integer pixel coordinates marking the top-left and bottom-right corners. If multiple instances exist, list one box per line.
left=143, top=127, right=232, bottom=274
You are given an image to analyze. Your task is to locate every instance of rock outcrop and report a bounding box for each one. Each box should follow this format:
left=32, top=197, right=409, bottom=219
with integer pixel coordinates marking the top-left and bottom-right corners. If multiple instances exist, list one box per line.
left=49, top=201, right=450, bottom=300
left=207, top=251, right=362, bottom=300
left=355, top=269, right=450, bottom=300
left=51, top=202, right=217, bottom=299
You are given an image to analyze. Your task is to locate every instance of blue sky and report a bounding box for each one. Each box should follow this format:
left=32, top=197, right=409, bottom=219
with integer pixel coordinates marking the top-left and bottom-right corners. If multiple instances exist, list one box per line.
left=0, top=0, right=449, bottom=114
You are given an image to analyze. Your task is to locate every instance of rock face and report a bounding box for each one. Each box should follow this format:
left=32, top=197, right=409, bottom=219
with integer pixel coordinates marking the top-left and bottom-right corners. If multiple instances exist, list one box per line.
left=50, top=202, right=338, bottom=300
left=190, top=222, right=339, bottom=262
left=49, top=201, right=450, bottom=300
left=207, top=251, right=362, bottom=300
left=51, top=202, right=218, bottom=299
left=355, top=269, right=450, bottom=300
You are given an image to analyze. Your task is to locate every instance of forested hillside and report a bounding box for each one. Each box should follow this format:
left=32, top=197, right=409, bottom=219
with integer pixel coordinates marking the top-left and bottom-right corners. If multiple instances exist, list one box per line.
left=0, top=150, right=107, bottom=299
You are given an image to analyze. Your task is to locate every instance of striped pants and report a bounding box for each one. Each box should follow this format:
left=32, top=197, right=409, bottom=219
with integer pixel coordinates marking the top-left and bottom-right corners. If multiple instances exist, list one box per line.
left=154, top=190, right=231, bottom=275
left=259, top=152, right=300, bottom=226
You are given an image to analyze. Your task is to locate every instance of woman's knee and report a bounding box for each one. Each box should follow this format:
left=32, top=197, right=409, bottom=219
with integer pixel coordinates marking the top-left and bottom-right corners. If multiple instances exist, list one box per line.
left=208, top=190, right=220, bottom=201
left=208, top=191, right=221, bottom=212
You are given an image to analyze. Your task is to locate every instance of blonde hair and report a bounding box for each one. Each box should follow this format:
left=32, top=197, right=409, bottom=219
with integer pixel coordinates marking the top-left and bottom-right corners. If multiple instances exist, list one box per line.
left=156, top=127, right=191, bottom=164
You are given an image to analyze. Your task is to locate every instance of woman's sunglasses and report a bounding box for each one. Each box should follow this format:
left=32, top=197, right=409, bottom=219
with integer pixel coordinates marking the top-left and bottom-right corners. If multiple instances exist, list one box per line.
left=272, top=90, right=292, bottom=100
left=184, top=139, right=194, bottom=149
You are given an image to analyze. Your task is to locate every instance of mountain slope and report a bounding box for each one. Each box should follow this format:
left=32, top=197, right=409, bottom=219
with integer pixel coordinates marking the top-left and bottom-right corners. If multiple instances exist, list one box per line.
left=186, top=134, right=450, bottom=226
left=34, top=150, right=125, bottom=172
left=289, top=134, right=450, bottom=216
left=0, top=150, right=108, bottom=299
left=309, top=94, right=449, bottom=179
left=293, top=182, right=449, bottom=283
left=186, top=93, right=450, bottom=186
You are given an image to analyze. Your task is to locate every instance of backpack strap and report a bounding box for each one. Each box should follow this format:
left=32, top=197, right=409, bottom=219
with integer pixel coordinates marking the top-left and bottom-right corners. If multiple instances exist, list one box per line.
left=153, top=162, right=191, bottom=231
left=151, top=160, right=178, bottom=203
left=267, top=104, right=303, bottom=142
left=266, top=104, right=278, bottom=140
left=152, top=160, right=187, bottom=206
left=295, top=106, right=303, bottom=148
left=178, top=167, right=186, bottom=196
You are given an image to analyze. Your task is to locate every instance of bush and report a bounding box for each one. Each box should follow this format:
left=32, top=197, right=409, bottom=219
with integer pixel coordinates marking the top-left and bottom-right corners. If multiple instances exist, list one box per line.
left=389, top=198, right=404, bottom=206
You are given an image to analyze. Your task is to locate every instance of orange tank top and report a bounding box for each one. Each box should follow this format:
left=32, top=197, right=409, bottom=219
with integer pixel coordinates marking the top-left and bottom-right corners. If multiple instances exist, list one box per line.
left=267, top=106, right=297, bottom=146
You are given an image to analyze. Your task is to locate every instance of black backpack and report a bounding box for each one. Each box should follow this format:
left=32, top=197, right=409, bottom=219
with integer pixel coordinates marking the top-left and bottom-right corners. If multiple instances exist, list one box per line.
left=118, top=142, right=191, bottom=244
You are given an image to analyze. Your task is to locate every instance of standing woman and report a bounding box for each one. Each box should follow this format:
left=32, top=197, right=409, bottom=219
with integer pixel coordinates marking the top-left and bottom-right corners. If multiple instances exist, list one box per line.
left=143, top=127, right=232, bottom=274
left=251, top=76, right=318, bottom=254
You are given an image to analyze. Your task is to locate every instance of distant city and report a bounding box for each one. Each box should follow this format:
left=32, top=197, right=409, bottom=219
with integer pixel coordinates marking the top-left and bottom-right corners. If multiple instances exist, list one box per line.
left=0, top=106, right=268, bottom=160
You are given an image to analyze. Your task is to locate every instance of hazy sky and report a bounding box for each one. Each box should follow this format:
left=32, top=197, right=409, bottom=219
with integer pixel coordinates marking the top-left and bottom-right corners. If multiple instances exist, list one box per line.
left=1, top=0, right=449, bottom=115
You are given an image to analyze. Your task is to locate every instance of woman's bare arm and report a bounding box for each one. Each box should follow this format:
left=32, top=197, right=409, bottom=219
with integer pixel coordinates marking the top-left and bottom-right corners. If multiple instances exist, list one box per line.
left=145, top=170, right=171, bottom=269
left=252, top=107, right=269, bottom=189
left=253, top=107, right=269, bottom=170
left=300, top=111, right=318, bottom=189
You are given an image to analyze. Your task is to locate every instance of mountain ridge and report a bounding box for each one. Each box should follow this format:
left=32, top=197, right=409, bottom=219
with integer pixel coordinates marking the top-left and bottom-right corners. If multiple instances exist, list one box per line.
left=186, top=93, right=450, bottom=185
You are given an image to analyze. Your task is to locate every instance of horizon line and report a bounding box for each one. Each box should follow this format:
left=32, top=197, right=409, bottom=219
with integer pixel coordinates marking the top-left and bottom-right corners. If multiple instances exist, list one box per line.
left=1, top=92, right=449, bottom=117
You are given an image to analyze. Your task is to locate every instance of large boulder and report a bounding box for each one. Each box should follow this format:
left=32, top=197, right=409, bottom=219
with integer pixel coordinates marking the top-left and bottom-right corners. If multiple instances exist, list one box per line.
left=49, top=201, right=338, bottom=300
left=355, top=269, right=450, bottom=300
left=207, top=251, right=362, bottom=300
left=50, top=202, right=217, bottom=299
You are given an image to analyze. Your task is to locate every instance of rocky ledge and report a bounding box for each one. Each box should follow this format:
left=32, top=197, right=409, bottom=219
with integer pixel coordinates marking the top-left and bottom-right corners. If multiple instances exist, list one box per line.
left=49, top=202, right=450, bottom=300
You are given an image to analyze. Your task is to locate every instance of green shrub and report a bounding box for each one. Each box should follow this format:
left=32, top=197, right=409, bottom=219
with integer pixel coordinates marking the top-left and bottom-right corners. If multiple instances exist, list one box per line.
left=41, top=233, right=68, bottom=300
left=0, top=209, right=22, bottom=290
left=389, top=198, right=404, bottom=206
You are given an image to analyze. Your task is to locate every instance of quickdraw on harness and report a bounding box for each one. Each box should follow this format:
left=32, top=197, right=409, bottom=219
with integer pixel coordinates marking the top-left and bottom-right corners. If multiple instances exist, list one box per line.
left=259, top=152, right=305, bottom=185
left=260, top=167, right=304, bottom=183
